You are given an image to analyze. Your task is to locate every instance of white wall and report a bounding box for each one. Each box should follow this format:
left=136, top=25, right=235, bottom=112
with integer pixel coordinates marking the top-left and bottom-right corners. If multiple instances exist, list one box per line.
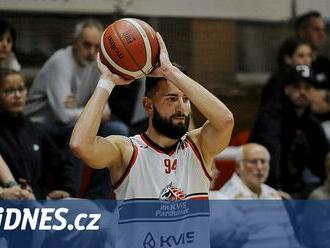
left=124, top=0, right=290, bottom=21
left=0, top=0, right=290, bottom=21
left=0, top=0, right=117, bottom=13
left=296, top=0, right=330, bottom=19
left=2, top=0, right=330, bottom=21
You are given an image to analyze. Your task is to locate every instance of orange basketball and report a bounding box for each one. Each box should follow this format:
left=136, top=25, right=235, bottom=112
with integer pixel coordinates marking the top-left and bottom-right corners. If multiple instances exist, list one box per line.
left=100, top=18, right=160, bottom=80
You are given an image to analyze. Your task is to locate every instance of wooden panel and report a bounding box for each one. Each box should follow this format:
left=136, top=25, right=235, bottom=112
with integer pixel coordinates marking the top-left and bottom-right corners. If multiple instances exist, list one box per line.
left=191, top=19, right=237, bottom=93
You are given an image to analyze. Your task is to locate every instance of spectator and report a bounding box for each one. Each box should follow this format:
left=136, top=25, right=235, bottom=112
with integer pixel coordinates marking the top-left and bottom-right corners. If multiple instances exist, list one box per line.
left=24, top=19, right=129, bottom=197
left=250, top=65, right=330, bottom=198
left=209, top=143, right=299, bottom=248
left=0, top=19, right=20, bottom=71
left=309, top=151, right=330, bottom=199
left=295, top=11, right=330, bottom=117
left=0, top=68, right=75, bottom=199
left=210, top=143, right=282, bottom=199
left=260, top=38, right=312, bottom=109
left=295, top=11, right=329, bottom=89
left=25, top=18, right=128, bottom=143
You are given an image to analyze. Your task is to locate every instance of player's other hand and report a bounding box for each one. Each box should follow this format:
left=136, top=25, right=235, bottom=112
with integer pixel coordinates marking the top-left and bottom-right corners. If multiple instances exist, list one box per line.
left=97, top=53, right=133, bottom=86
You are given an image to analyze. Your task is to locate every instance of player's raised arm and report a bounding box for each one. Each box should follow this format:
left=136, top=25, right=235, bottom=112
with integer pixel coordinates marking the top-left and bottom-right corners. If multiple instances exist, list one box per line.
left=70, top=53, right=133, bottom=169
left=151, top=33, right=234, bottom=168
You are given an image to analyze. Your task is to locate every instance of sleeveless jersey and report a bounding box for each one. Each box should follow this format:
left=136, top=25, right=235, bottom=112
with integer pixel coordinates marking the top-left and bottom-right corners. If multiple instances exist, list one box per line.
left=113, top=133, right=211, bottom=200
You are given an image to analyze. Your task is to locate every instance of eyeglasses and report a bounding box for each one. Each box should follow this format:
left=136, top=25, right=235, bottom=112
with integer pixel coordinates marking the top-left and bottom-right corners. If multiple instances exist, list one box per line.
left=1, top=86, right=27, bottom=97
left=242, top=159, right=269, bottom=165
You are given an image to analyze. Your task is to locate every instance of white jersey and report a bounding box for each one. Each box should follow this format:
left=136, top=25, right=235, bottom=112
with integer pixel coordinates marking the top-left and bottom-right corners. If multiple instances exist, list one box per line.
left=113, top=133, right=211, bottom=200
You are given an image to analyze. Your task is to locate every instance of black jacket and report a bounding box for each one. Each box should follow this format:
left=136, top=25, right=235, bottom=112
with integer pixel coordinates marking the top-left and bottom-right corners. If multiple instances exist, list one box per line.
left=259, top=71, right=284, bottom=108
left=0, top=111, right=75, bottom=198
left=312, top=55, right=330, bottom=90
left=250, top=98, right=330, bottom=198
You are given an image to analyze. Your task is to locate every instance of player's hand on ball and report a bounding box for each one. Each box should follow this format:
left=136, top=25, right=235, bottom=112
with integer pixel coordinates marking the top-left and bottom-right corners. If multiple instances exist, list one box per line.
left=149, top=32, right=174, bottom=78
left=97, top=53, right=133, bottom=85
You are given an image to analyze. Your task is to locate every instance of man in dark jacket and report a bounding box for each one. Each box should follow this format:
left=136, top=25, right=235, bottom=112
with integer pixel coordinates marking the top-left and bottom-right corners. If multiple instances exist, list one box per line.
left=295, top=11, right=329, bottom=90
left=0, top=68, right=75, bottom=199
left=295, top=11, right=330, bottom=118
left=250, top=65, right=330, bottom=198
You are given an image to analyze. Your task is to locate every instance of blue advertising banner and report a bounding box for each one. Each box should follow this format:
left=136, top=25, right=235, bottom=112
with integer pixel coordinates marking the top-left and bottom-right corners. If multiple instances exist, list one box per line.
left=117, top=200, right=210, bottom=248
left=0, top=200, right=329, bottom=248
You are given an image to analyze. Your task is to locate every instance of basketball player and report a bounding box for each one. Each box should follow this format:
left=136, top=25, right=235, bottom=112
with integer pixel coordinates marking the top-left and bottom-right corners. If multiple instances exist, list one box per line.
left=70, top=33, right=234, bottom=200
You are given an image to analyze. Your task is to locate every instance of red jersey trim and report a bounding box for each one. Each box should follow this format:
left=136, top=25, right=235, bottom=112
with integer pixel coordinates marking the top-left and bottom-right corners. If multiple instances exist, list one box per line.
left=140, top=133, right=177, bottom=156
left=113, top=144, right=138, bottom=190
left=186, top=195, right=209, bottom=200
left=185, top=192, right=209, bottom=200
left=186, top=136, right=212, bottom=181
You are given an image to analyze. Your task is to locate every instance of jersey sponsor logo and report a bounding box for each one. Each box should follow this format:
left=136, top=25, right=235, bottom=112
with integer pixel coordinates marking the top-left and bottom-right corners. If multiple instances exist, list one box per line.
left=159, top=183, right=185, bottom=201
left=160, top=231, right=195, bottom=247
left=143, top=232, right=156, bottom=248
left=143, top=231, right=195, bottom=247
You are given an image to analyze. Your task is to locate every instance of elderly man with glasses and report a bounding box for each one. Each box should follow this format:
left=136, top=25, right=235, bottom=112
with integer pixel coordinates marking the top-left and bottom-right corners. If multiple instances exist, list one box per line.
left=211, top=143, right=282, bottom=199
left=209, top=144, right=301, bottom=248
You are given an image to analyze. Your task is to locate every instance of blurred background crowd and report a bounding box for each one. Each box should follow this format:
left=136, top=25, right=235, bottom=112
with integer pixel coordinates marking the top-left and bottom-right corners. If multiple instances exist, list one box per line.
left=1, top=0, right=330, bottom=247
left=1, top=0, right=330, bottom=200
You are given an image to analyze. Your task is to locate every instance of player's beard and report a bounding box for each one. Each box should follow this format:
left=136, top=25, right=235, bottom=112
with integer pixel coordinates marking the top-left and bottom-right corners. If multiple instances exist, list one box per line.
left=152, top=106, right=190, bottom=139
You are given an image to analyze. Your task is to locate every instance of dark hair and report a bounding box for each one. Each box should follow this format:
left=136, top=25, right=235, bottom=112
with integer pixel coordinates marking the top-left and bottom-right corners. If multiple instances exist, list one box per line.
left=0, top=19, right=17, bottom=53
left=277, top=38, right=310, bottom=68
left=295, top=11, right=322, bottom=32
left=145, top=63, right=187, bottom=98
left=0, top=68, right=22, bottom=87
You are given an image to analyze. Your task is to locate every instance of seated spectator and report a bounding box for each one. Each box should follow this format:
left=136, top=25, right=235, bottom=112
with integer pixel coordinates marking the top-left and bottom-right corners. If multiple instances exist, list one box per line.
left=295, top=11, right=329, bottom=90
left=25, top=18, right=128, bottom=144
left=250, top=65, right=330, bottom=198
left=0, top=19, right=20, bottom=71
left=295, top=11, right=330, bottom=119
left=210, top=143, right=282, bottom=199
left=210, top=143, right=299, bottom=248
left=309, top=151, right=330, bottom=199
left=24, top=19, right=129, bottom=197
left=260, top=38, right=312, bottom=107
left=0, top=68, right=75, bottom=199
